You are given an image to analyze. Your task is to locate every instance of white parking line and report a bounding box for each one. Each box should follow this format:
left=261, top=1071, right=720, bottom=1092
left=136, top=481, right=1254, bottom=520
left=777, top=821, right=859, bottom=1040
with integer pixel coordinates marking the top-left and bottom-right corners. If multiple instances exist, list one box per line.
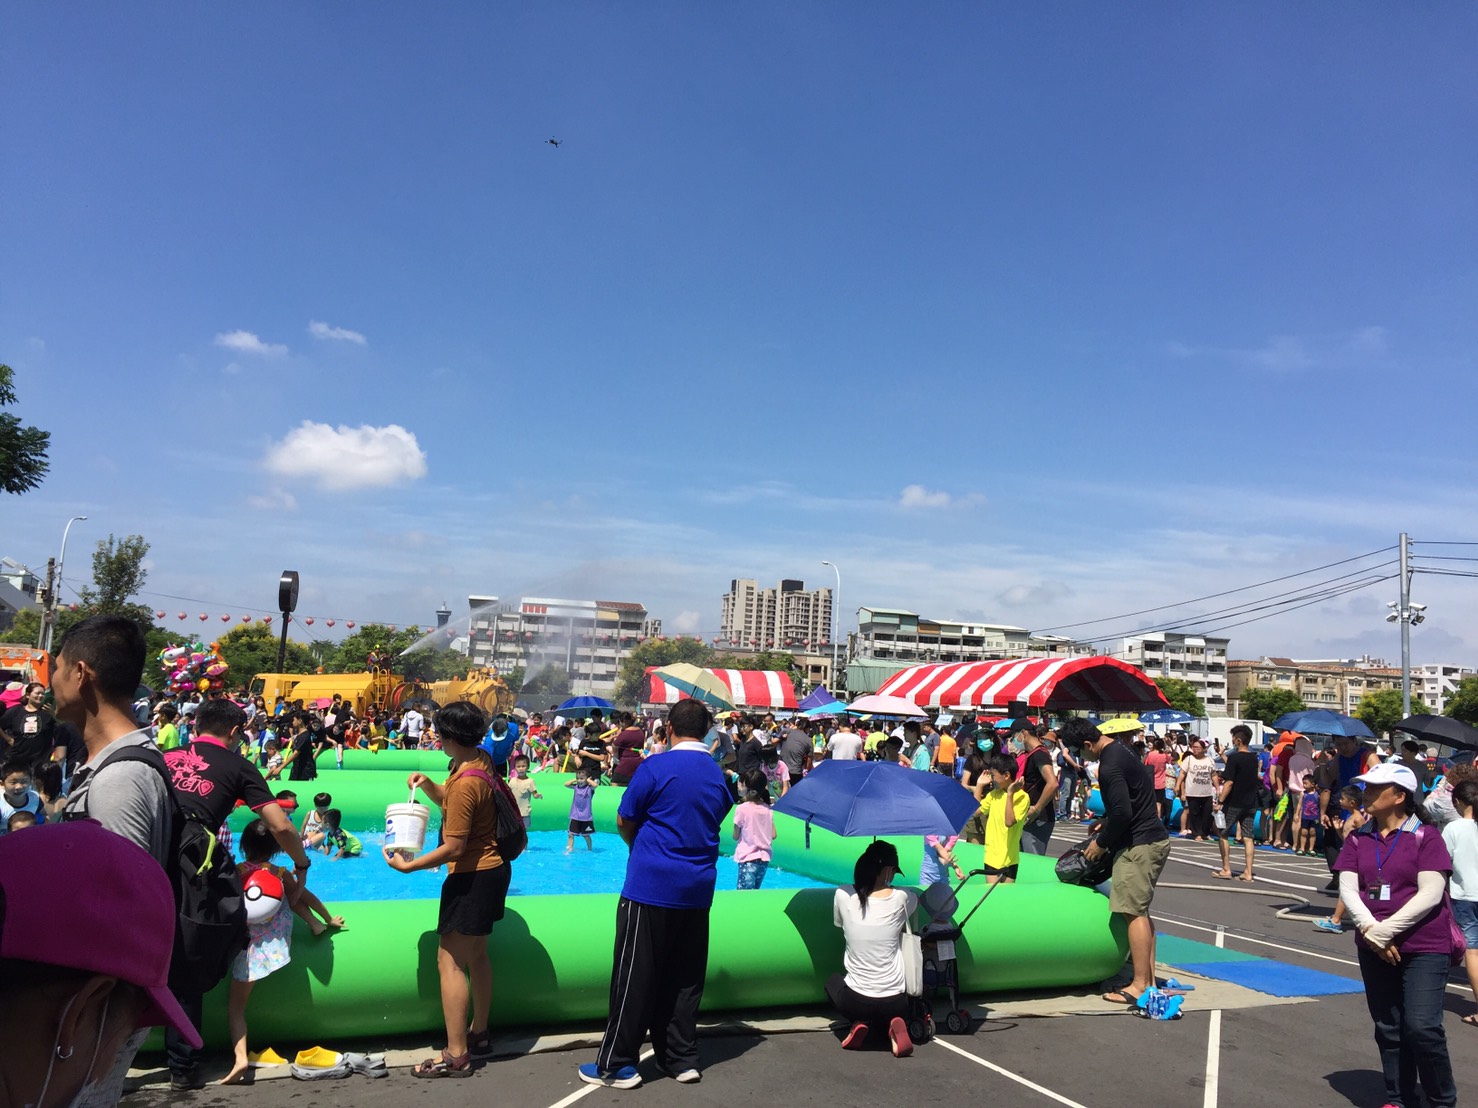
left=1202, top=925, right=1224, bottom=1108
left=544, top=1049, right=655, bottom=1108
left=929, top=1036, right=1091, bottom=1108
left=1164, top=851, right=1323, bottom=892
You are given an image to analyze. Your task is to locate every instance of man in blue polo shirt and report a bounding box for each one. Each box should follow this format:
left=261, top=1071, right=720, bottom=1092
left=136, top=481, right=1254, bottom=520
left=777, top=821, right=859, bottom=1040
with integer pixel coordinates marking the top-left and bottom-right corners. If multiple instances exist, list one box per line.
left=579, top=698, right=733, bottom=1089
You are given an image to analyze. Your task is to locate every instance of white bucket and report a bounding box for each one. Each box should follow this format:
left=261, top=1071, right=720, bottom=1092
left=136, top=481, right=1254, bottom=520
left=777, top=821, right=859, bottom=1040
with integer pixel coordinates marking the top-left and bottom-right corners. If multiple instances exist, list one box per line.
left=384, top=802, right=430, bottom=855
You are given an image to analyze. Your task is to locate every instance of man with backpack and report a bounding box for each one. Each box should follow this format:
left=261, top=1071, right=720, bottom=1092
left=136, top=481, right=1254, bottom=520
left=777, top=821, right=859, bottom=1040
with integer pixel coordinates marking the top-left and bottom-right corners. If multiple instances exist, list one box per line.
left=52, top=615, right=191, bottom=1103
left=160, top=697, right=317, bottom=1089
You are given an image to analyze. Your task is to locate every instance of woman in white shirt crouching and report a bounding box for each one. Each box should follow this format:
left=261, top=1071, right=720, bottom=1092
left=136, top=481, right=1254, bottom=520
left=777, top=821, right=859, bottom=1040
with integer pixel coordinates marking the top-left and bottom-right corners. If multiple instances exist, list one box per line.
left=826, top=841, right=920, bottom=1057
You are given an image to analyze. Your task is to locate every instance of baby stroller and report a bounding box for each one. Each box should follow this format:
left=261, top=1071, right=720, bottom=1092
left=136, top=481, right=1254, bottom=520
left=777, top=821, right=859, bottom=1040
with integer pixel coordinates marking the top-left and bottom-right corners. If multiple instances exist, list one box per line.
left=908, top=868, right=999, bottom=1041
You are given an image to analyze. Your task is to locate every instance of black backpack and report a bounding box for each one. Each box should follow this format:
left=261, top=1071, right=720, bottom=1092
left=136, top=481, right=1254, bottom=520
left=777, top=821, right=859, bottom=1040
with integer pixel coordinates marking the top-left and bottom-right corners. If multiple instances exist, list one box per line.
left=95, top=746, right=248, bottom=994
left=461, top=766, right=527, bottom=862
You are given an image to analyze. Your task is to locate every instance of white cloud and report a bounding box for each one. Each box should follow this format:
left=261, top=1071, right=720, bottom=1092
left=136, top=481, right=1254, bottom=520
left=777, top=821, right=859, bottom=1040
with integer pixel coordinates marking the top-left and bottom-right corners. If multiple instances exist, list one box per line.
left=262, top=422, right=428, bottom=491
left=308, top=320, right=367, bottom=345
left=671, top=610, right=703, bottom=633
left=1165, top=326, right=1389, bottom=374
left=899, top=485, right=952, bottom=509
left=214, top=330, right=287, bottom=357
left=246, top=488, right=298, bottom=511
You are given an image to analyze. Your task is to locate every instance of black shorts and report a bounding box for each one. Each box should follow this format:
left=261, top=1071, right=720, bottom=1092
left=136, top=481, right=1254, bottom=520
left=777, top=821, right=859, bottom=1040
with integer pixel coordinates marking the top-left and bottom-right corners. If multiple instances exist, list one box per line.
left=437, top=865, right=511, bottom=936
left=569, top=819, right=595, bottom=835
left=982, top=863, right=1019, bottom=880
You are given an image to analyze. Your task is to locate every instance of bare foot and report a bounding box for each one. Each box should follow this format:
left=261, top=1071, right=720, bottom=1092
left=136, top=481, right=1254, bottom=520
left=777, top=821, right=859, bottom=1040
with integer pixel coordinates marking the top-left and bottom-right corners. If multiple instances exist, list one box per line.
left=220, top=1062, right=250, bottom=1085
left=308, top=920, right=326, bottom=937
left=1238, top=873, right=1256, bottom=883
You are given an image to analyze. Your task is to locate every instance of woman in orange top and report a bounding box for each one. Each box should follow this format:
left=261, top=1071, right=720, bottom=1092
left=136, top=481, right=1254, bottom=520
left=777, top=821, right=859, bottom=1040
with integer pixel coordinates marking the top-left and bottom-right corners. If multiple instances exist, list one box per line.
left=386, top=701, right=508, bottom=1077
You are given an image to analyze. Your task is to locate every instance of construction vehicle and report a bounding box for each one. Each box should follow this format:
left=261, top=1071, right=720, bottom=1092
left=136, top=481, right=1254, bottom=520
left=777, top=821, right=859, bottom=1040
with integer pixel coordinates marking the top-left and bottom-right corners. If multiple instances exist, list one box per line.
left=250, top=667, right=514, bottom=718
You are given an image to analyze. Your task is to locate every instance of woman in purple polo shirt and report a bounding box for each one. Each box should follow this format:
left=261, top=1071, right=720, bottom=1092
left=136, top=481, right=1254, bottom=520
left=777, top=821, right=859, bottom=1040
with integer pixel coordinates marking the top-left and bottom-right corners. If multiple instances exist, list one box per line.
left=1334, top=762, right=1457, bottom=1108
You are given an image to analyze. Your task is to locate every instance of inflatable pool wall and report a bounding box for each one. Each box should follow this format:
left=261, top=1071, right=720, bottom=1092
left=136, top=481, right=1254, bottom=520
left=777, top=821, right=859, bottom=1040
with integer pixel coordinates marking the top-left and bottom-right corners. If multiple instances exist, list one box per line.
left=186, top=771, right=1128, bottom=1047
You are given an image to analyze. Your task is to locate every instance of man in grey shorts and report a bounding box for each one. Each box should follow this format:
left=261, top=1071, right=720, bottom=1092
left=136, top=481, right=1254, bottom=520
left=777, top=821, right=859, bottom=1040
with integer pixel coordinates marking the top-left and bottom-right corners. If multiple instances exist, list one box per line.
left=1063, top=717, right=1171, bottom=1007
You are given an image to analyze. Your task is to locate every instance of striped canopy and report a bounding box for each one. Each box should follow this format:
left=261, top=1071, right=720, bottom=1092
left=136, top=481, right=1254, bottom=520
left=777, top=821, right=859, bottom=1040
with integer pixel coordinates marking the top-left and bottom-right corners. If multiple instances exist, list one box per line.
left=875, top=657, right=1170, bottom=711
left=644, top=667, right=799, bottom=710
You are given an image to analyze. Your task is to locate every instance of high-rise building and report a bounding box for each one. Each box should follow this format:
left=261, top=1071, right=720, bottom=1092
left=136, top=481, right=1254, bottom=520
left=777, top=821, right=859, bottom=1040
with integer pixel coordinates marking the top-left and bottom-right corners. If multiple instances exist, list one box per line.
left=720, top=578, right=832, bottom=651
left=464, top=595, right=660, bottom=696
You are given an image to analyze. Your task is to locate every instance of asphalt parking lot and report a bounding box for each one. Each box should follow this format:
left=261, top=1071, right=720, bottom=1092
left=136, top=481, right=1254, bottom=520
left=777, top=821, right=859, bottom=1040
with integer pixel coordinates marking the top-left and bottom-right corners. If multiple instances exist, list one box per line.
left=124, top=828, right=1478, bottom=1108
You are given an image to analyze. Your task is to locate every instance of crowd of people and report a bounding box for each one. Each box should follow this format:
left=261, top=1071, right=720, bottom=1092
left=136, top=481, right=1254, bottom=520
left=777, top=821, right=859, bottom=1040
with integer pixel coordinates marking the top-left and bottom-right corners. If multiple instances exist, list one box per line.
left=4, top=624, right=1476, bottom=1106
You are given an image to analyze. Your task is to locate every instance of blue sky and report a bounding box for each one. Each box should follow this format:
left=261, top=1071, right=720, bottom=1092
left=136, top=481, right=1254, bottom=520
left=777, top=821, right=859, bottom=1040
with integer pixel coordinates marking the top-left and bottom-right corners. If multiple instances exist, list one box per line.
left=3, top=5, right=1476, bottom=664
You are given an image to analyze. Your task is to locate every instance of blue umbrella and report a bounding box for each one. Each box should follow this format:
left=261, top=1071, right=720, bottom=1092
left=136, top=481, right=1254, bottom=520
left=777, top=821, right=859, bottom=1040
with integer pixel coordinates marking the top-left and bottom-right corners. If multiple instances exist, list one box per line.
left=774, top=759, right=981, bottom=847
left=802, top=701, right=849, bottom=717
left=1140, top=709, right=1197, bottom=725
left=556, top=695, right=615, bottom=713
left=1272, top=709, right=1375, bottom=739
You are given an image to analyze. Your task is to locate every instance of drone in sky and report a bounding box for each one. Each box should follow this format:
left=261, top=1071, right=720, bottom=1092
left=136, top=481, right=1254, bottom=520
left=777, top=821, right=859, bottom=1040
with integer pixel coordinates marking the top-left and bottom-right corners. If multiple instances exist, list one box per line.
left=547, top=137, right=562, bottom=149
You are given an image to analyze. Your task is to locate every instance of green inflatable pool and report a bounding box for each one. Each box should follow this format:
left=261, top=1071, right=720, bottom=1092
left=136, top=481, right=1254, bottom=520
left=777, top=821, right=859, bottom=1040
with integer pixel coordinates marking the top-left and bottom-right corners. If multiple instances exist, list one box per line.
left=182, top=771, right=1127, bottom=1046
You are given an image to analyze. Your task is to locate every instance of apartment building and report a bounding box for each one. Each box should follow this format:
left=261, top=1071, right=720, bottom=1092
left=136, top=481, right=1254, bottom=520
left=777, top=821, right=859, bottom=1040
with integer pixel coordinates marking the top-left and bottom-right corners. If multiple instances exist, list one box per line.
left=720, top=578, right=833, bottom=650
left=1118, top=633, right=1230, bottom=716
left=464, top=595, right=660, bottom=696
left=851, top=608, right=1092, bottom=666
left=1415, top=663, right=1476, bottom=714
left=1227, top=657, right=1404, bottom=717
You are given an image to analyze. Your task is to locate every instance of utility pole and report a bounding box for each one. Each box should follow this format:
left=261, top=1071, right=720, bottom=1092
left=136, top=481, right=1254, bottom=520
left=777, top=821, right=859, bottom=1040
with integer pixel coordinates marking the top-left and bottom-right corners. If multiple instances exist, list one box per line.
left=1399, top=532, right=1411, bottom=718
left=37, top=558, right=55, bottom=651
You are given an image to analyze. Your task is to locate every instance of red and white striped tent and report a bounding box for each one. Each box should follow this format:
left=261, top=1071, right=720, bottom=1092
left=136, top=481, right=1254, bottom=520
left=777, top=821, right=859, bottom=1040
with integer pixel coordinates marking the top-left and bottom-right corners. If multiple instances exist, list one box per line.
left=644, top=667, right=799, bottom=710
left=876, top=657, right=1169, bottom=711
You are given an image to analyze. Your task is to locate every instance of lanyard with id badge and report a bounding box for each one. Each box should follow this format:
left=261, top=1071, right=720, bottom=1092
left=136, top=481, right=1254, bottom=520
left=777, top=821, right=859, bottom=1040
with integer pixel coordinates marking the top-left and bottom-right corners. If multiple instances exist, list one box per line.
left=1369, top=827, right=1404, bottom=903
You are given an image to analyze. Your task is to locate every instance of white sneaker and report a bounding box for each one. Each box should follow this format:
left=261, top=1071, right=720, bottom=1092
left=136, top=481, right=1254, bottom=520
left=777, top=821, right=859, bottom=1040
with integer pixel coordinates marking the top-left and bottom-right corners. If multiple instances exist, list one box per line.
left=657, top=1064, right=701, bottom=1083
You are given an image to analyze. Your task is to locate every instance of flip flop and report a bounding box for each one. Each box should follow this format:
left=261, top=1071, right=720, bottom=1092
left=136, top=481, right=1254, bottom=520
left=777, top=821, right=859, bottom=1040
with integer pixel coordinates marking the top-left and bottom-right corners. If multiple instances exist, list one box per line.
left=1463, top=1014, right=1478, bottom=1027
left=1102, top=989, right=1143, bottom=1005
left=1237, top=874, right=1256, bottom=883
left=1211, top=871, right=1233, bottom=880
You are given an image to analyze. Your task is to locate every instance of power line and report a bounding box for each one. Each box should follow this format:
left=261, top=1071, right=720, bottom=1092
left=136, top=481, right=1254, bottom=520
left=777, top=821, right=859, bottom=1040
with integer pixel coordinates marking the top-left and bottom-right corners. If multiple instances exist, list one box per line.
left=1073, top=563, right=1398, bottom=646
left=1032, top=546, right=1396, bottom=634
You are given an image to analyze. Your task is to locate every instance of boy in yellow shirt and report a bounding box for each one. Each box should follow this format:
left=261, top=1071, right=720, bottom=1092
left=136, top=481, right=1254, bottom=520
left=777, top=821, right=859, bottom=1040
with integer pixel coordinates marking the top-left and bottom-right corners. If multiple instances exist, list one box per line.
left=977, top=754, right=1030, bottom=884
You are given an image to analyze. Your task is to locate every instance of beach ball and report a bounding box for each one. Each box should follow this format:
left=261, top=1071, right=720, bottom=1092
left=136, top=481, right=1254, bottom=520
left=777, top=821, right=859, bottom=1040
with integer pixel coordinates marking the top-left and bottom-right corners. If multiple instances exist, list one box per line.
left=243, top=868, right=285, bottom=924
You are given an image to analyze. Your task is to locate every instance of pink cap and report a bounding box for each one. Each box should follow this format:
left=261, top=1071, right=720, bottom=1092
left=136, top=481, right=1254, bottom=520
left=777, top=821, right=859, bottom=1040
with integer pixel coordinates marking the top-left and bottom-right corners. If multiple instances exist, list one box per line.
left=0, top=821, right=203, bottom=1048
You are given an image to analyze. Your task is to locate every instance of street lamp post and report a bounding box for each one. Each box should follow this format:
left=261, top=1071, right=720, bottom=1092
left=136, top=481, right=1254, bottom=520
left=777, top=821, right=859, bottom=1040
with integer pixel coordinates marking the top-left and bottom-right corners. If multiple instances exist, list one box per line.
left=821, top=560, right=841, bottom=686
left=41, top=515, right=88, bottom=654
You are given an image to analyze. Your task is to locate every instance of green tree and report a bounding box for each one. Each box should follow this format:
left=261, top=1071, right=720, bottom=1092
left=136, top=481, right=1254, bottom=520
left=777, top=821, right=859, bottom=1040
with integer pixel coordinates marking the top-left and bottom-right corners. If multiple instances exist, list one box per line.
left=523, top=664, right=572, bottom=703
left=0, top=607, right=43, bottom=646
left=323, top=624, right=425, bottom=673
left=1153, top=677, right=1205, bottom=717
left=1355, top=688, right=1428, bottom=737
left=400, top=647, right=470, bottom=684
left=77, top=535, right=154, bottom=625
left=613, top=637, right=712, bottom=705
left=0, top=364, right=50, bottom=494
left=1239, top=687, right=1307, bottom=725
left=1446, top=676, right=1478, bottom=727
left=307, top=639, right=337, bottom=667
left=217, top=624, right=318, bottom=683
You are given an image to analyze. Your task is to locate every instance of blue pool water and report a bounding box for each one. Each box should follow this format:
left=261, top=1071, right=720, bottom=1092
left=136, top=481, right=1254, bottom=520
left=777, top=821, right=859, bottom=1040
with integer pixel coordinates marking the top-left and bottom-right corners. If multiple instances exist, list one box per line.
left=273, top=831, right=829, bottom=902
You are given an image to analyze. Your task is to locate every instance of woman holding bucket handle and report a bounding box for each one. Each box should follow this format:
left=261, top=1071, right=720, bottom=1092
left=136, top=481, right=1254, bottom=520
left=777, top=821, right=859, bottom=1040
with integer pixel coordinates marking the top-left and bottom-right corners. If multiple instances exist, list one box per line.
left=384, top=701, right=509, bottom=1078
left=1334, top=761, right=1457, bottom=1108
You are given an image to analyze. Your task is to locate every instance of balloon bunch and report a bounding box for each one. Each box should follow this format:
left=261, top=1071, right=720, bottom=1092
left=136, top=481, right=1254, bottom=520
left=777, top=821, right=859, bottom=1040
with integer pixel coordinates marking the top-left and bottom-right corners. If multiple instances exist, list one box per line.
left=159, top=640, right=230, bottom=695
